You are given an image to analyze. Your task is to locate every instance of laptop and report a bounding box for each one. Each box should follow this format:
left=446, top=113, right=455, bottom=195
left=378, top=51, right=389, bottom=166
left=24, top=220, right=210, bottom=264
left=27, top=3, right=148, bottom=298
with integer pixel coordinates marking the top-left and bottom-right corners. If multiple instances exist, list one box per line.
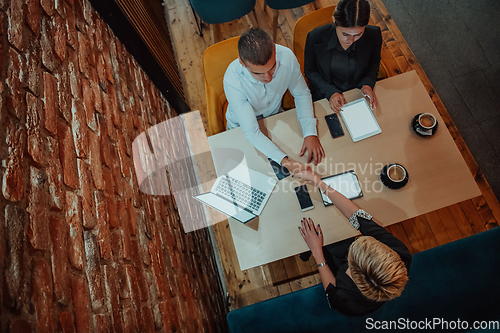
left=194, top=159, right=277, bottom=223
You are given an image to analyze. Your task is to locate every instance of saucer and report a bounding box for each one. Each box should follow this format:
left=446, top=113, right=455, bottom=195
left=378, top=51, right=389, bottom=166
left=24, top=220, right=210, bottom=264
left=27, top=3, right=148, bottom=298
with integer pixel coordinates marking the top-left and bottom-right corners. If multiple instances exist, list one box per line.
left=380, top=164, right=409, bottom=190
left=411, top=113, right=438, bottom=137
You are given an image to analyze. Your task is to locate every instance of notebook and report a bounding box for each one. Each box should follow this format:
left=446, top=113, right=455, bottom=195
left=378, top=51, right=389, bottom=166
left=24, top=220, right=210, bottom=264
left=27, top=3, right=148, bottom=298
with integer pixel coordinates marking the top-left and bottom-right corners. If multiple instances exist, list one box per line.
left=194, top=159, right=277, bottom=223
left=320, top=170, right=363, bottom=206
left=340, top=98, right=381, bottom=142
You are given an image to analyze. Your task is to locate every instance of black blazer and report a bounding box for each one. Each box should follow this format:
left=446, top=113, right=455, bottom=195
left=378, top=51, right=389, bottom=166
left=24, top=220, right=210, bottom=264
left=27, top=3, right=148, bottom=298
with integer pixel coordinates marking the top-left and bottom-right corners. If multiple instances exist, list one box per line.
left=304, top=24, right=382, bottom=101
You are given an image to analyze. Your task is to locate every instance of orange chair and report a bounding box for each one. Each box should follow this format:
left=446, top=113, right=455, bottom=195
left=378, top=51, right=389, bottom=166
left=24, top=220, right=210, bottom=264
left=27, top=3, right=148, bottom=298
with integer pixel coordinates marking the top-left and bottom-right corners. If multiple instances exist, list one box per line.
left=293, top=6, right=388, bottom=80
left=202, top=36, right=240, bottom=135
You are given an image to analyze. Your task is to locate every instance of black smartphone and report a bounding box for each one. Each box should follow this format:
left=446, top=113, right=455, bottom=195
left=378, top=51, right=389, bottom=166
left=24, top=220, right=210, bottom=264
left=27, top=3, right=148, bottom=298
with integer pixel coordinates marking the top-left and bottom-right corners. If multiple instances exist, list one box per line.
left=325, top=113, right=344, bottom=138
left=268, top=158, right=290, bottom=180
left=294, top=185, right=314, bottom=212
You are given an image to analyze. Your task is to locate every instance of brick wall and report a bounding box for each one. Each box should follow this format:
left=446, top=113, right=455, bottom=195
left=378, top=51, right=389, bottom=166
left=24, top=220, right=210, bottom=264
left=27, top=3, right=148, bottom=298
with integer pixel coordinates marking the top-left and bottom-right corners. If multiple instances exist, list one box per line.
left=0, top=0, right=227, bottom=332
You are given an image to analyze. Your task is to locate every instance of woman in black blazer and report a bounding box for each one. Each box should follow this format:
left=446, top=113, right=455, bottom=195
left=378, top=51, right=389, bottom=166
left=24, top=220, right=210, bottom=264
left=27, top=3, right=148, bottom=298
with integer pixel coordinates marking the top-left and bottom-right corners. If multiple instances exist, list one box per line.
left=304, top=0, right=382, bottom=112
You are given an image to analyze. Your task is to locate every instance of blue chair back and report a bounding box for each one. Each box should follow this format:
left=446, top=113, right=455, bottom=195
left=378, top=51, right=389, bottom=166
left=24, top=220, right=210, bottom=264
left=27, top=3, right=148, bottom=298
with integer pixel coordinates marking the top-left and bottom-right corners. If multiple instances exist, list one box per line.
left=191, top=0, right=256, bottom=24
left=264, top=0, right=315, bottom=10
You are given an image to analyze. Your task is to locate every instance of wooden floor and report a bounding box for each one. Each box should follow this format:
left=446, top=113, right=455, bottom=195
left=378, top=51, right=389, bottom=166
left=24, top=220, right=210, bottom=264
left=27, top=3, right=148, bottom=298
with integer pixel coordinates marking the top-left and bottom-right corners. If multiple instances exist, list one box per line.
left=165, top=0, right=500, bottom=310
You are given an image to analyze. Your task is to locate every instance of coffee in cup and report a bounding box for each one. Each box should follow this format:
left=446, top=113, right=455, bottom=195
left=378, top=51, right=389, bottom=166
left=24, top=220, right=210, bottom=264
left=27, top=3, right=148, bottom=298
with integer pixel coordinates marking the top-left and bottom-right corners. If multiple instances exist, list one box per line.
left=387, top=164, right=406, bottom=182
left=418, top=113, right=436, bottom=129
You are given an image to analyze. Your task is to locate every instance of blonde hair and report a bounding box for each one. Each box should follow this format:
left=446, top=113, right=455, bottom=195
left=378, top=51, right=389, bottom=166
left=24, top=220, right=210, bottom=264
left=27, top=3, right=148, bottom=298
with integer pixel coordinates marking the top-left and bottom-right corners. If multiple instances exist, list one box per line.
left=348, top=236, right=408, bottom=302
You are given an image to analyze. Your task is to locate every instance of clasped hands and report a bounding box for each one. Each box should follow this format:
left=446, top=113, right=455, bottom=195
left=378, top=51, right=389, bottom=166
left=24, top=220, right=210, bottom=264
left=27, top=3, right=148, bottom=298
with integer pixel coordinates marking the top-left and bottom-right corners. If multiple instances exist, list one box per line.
left=329, top=85, right=379, bottom=113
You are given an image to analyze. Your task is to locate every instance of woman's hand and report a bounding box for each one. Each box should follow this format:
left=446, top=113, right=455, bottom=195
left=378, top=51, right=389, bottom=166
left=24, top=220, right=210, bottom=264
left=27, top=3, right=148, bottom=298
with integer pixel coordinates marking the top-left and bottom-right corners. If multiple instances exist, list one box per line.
left=329, top=93, right=346, bottom=113
left=299, top=218, right=323, bottom=256
left=361, top=85, right=379, bottom=110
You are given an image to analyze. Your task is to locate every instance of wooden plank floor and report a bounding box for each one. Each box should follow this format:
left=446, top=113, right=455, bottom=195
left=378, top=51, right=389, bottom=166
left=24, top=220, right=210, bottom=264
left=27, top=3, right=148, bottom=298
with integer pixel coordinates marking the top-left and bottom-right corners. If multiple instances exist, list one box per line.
left=165, top=0, right=500, bottom=310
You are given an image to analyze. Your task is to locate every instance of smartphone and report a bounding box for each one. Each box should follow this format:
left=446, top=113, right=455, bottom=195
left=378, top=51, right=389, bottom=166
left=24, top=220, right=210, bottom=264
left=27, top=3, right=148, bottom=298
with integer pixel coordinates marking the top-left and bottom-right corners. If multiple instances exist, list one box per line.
left=294, top=185, right=314, bottom=212
left=325, top=113, right=344, bottom=138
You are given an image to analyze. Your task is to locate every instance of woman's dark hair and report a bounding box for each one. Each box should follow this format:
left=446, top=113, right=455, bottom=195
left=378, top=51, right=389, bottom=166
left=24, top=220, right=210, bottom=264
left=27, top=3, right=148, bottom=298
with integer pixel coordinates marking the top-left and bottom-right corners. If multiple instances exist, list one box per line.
left=238, top=28, right=274, bottom=66
left=333, top=0, right=371, bottom=28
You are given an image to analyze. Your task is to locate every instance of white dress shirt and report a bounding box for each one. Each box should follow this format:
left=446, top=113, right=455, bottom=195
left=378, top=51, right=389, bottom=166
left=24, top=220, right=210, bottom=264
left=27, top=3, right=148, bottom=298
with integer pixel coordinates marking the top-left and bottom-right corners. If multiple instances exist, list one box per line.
left=223, top=44, right=317, bottom=164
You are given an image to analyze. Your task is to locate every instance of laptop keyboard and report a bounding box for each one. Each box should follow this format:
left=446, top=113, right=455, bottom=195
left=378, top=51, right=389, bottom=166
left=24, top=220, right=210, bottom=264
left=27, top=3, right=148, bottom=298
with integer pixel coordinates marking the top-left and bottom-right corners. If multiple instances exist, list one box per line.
left=215, top=175, right=266, bottom=212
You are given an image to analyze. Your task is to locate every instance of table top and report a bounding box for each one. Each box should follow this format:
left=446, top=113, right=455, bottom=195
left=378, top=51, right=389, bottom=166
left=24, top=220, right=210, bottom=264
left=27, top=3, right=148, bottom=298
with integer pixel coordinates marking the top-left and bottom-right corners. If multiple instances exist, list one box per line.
left=208, top=70, right=481, bottom=271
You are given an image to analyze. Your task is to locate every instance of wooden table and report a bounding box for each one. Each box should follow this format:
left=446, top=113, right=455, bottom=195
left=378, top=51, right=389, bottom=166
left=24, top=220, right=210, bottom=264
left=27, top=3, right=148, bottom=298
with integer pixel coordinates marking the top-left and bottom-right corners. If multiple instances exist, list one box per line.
left=207, top=70, right=480, bottom=271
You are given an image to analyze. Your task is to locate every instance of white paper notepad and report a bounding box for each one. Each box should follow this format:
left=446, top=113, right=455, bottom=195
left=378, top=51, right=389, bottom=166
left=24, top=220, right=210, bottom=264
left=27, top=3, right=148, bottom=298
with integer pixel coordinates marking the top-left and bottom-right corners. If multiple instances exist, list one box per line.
left=340, top=98, right=381, bottom=142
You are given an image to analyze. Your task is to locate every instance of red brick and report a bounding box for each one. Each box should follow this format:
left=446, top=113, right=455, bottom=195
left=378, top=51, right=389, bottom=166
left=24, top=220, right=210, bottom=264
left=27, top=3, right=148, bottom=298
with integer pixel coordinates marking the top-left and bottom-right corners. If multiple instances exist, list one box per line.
left=102, top=91, right=117, bottom=141
left=102, top=44, right=114, bottom=84
left=136, top=211, right=151, bottom=264
left=47, top=136, right=65, bottom=210
left=92, top=314, right=110, bottom=333
left=130, top=238, right=148, bottom=301
left=89, top=131, right=105, bottom=190
left=90, top=69, right=103, bottom=114
left=103, top=265, right=124, bottom=333
left=125, top=265, right=145, bottom=329
left=141, top=304, right=155, bottom=333
left=127, top=199, right=138, bottom=235
left=117, top=138, right=131, bottom=179
left=55, top=69, right=72, bottom=123
left=86, top=26, right=97, bottom=69
left=49, top=215, right=71, bottom=305
left=99, top=120, right=112, bottom=168
left=68, top=48, right=82, bottom=99
left=25, top=0, right=41, bottom=36
left=53, top=14, right=67, bottom=61
left=6, top=48, right=26, bottom=120
left=95, top=191, right=111, bottom=259
left=78, top=31, right=90, bottom=79
left=119, top=201, right=132, bottom=261
left=107, top=84, right=121, bottom=127
left=41, top=0, right=55, bottom=16
left=122, top=303, right=138, bottom=333
left=71, top=98, right=88, bottom=158
left=59, top=311, right=76, bottom=333
left=148, top=241, right=166, bottom=300
left=103, top=170, right=119, bottom=228
left=25, top=39, right=42, bottom=97
left=83, top=231, right=104, bottom=311
left=66, top=191, right=84, bottom=270
left=41, top=16, right=57, bottom=72
left=9, top=318, right=32, bottom=333
left=33, top=260, right=54, bottom=333
left=82, top=78, right=97, bottom=131
left=7, top=0, right=23, bottom=50
left=77, top=159, right=96, bottom=228
left=65, top=2, right=77, bottom=49
left=97, top=53, right=107, bottom=89
left=159, top=299, right=181, bottom=333
left=5, top=205, right=25, bottom=308
left=43, top=72, right=58, bottom=135
left=27, top=167, right=49, bottom=250
left=3, top=118, right=25, bottom=202
left=71, top=274, right=91, bottom=332
left=26, top=92, right=45, bottom=164
left=82, top=0, right=93, bottom=25
left=58, top=122, right=79, bottom=188
left=110, top=148, right=123, bottom=196
left=55, top=0, right=65, bottom=17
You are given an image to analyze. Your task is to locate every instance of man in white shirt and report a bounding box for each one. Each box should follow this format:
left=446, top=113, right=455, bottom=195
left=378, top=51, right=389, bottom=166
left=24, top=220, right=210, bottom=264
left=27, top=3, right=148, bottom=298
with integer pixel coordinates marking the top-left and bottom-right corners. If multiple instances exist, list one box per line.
left=224, top=29, right=325, bottom=173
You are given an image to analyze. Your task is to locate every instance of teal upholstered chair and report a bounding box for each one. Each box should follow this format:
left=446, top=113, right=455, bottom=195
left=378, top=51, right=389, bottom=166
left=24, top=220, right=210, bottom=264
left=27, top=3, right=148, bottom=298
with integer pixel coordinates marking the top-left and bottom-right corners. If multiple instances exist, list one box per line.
left=264, top=0, right=317, bottom=41
left=190, top=0, right=258, bottom=44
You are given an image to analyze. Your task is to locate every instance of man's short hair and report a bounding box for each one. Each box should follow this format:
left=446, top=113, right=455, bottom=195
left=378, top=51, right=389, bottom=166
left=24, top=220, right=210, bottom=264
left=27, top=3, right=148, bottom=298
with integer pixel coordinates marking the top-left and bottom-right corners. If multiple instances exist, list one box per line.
left=238, top=28, right=274, bottom=66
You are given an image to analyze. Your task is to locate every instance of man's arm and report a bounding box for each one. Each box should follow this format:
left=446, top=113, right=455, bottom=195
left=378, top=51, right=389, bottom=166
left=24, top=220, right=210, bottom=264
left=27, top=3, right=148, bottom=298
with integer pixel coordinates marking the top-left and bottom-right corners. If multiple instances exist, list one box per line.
left=285, top=48, right=325, bottom=165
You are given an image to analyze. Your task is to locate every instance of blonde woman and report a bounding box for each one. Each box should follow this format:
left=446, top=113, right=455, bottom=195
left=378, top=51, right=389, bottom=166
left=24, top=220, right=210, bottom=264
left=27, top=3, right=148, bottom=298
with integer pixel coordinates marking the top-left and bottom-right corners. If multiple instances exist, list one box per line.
left=296, top=170, right=411, bottom=316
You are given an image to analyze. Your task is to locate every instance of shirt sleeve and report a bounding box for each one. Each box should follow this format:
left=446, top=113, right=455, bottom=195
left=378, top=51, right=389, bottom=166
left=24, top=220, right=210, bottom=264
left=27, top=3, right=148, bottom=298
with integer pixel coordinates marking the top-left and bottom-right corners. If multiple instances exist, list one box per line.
left=355, top=27, right=382, bottom=90
left=349, top=209, right=412, bottom=269
left=287, top=50, right=317, bottom=138
left=223, top=80, right=287, bottom=164
left=304, top=30, right=342, bottom=100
